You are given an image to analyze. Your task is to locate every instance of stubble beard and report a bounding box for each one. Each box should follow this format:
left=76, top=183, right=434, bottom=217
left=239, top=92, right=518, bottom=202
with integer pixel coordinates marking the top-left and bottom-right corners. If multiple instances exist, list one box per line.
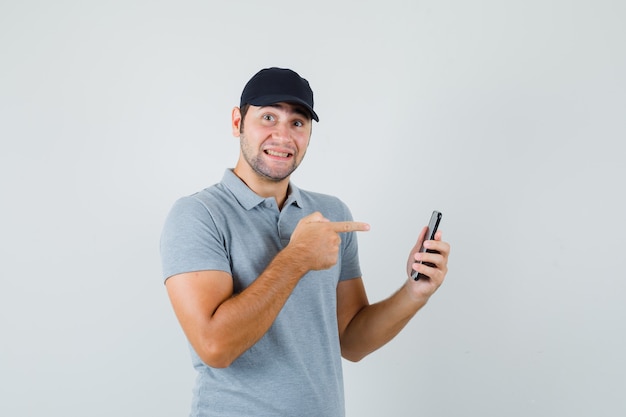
left=240, top=133, right=302, bottom=182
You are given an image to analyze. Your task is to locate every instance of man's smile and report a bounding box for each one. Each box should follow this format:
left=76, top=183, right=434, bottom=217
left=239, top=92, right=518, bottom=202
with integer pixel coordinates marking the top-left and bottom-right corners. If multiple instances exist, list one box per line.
left=264, top=149, right=293, bottom=158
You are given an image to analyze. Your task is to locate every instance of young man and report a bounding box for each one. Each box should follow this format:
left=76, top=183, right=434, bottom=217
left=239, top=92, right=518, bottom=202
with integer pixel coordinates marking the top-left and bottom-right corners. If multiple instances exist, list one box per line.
left=160, top=67, right=450, bottom=417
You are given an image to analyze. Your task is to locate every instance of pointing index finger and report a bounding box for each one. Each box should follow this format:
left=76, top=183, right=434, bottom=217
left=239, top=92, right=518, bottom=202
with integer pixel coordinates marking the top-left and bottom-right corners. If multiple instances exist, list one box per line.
left=329, top=221, right=370, bottom=233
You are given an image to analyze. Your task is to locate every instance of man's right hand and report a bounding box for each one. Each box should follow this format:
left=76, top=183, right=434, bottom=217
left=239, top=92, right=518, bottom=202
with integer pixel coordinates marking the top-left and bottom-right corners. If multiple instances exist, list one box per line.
left=287, top=211, right=370, bottom=271
left=166, top=212, right=368, bottom=368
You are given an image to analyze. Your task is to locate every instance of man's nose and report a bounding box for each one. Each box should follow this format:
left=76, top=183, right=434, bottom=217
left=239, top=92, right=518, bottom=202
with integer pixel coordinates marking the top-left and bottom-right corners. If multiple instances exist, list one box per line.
left=272, top=122, right=291, bottom=140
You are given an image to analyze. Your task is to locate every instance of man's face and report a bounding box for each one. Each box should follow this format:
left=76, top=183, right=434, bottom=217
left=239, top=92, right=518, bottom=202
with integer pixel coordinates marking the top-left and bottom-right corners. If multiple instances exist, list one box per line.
left=233, top=102, right=312, bottom=182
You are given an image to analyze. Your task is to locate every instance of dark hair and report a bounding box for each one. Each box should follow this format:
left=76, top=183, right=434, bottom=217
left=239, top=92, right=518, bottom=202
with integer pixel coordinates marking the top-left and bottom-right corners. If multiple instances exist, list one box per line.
left=239, top=103, right=250, bottom=133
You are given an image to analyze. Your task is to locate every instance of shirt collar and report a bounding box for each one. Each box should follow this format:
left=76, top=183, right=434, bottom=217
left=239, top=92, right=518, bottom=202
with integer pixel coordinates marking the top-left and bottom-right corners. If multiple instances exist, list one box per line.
left=221, top=169, right=303, bottom=211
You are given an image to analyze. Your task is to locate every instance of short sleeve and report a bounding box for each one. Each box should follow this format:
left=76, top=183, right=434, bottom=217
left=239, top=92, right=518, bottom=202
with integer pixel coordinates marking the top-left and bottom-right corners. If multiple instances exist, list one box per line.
left=336, top=200, right=362, bottom=282
left=160, top=195, right=231, bottom=282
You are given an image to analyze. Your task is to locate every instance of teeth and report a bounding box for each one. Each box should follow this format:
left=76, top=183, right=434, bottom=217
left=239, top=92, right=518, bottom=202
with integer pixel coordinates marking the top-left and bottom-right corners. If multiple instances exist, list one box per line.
left=266, top=150, right=290, bottom=157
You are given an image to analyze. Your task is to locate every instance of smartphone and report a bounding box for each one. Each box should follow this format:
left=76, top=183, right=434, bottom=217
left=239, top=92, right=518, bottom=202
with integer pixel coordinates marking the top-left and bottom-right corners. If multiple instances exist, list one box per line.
left=411, top=210, right=443, bottom=280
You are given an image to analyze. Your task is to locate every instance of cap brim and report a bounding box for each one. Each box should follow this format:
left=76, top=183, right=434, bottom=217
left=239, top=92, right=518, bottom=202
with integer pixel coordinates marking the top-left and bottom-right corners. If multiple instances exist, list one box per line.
left=246, top=94, right=319, bottom=122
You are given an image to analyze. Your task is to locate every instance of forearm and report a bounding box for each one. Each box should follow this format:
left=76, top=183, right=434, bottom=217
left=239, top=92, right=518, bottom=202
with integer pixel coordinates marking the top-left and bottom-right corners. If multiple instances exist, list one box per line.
left=201, top=248, right=308, bottom=367
left=340, top=283, right=428, bottom=362
left=179, top=213, right=369, bottom=368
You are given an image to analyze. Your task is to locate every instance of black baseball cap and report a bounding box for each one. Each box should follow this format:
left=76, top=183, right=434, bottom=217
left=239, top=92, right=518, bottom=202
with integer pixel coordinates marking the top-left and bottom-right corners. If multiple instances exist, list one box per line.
left=240, top=67, right=319, bottom=122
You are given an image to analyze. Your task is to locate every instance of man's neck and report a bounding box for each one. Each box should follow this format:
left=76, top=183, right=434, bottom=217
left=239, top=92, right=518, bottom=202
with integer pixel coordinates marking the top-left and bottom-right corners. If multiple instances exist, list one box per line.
left=232, top=166, right=290, bottom=209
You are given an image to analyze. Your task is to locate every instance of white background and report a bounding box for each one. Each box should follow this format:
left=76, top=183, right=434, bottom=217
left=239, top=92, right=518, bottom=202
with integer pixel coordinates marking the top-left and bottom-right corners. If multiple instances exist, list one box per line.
left=1, top=1, right=625, bottom=416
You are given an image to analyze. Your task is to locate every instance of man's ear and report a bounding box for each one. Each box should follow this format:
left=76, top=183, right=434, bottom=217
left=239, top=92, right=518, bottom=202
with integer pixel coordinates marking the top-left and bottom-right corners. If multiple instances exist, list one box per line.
left=231, top=107, right=242, bottom=137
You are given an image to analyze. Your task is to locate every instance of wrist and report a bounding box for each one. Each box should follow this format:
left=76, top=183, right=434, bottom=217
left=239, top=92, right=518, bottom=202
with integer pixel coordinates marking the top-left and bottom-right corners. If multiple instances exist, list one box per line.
left=402, top=280, right=430, bottom=308
left=275, top=245, right=310, bottom=277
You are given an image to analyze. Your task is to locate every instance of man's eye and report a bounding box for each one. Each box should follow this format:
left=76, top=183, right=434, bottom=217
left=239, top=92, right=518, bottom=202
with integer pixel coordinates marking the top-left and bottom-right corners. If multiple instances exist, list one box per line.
left=262, top=114, right=275, bottom=121
left=294, top=120, right=303, bottom=127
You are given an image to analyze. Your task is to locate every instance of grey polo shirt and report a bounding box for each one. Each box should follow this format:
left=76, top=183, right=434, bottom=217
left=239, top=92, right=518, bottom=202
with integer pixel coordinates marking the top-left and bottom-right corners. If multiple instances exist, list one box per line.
left=160, top=169, right=362, bottom=417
